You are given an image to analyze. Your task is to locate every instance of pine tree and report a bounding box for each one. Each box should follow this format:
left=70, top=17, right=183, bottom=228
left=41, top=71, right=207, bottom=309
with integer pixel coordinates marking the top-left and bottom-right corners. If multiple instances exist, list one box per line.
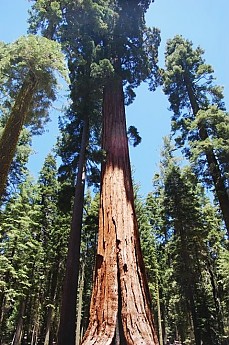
left=134, top=186, right=163, bottom=345
left=75, top=191, right=99, bottom=345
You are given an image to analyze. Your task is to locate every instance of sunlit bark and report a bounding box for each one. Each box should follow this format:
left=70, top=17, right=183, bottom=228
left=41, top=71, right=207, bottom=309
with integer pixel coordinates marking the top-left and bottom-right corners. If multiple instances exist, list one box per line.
left=82, top=79, right=158, bottom=345
left=0, top=73, right=37, bottom=197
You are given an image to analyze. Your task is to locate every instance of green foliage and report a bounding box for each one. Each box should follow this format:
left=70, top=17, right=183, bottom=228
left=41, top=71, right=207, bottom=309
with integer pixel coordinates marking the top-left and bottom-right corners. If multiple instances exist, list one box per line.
left=0, top=177, right=42, bottom=342
left=78, top=191, right=99, bottom=331
left=0, top=155, right=71, bottom=343
left=29, top=0, right=161, bottom=99
left=163, top=35, right=229, bottom=198
left=0, top=34, right=68, bottom=134
left=163, top=34, right=224, bottom=122
left=134, top=186, right=158, bottom=299
left=190, top=106, right=229, bottom=180
left=127, top=125, right=142, bottom=147
left=0, top=121, right=32, bottom=202
left=145, top=137, right=228, bottom=344
left=90, top=59, right=115, bottom=80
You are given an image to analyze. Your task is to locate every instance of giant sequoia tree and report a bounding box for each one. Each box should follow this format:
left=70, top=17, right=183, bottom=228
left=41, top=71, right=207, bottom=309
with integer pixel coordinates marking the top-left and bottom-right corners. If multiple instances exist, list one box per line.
left=29, top=1, right=160, bottom=344
left=0, top=35, right=67, bottom=197
left=80, top=1, right=160, bottom=344
left=163, top=35, right=229, bottom=236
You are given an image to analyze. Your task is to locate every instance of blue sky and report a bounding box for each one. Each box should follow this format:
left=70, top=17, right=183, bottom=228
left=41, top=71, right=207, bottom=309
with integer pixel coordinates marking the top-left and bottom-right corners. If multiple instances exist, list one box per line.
left=0, top=0, right=228, bottom=195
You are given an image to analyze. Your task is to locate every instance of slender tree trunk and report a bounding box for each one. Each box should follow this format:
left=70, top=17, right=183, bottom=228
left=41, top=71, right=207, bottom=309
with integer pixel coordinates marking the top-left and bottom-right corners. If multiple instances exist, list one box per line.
left=188, top=294, right=201, bottom=345
left=81, top=79, right=158, bottom=345
left=0, top=294, right=6, bottom=345
left=184, top=74, right=229, bottom=236
left=30, top=320, right=39, bottom=345
left=156, top=278, right=163, bottom=345
left=44, top=308, right=53, bottom=345
left=76, top=261, right=86, bottom=345
left=11, top=298, right=26, bottom=345
left=0, top=73, right=37, bottom=197
left=26, top=288, right=40, bottom=344
left=44, top=263, right=60, bottom=345
left=57, top=116, right=89, bottom=345
left=207, top=260, right=225, bottom=338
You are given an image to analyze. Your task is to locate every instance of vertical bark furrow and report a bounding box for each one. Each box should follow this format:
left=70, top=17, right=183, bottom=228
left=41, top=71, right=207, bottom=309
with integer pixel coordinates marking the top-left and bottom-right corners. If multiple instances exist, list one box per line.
left=82, top=79, right=158, bottom=345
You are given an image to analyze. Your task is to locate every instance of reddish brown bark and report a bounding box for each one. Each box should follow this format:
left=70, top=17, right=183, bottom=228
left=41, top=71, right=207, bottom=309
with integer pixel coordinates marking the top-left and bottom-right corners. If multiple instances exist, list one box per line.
left=0, top=73, right=37, bottom=197
left=81, top=79, right=158, bottom=345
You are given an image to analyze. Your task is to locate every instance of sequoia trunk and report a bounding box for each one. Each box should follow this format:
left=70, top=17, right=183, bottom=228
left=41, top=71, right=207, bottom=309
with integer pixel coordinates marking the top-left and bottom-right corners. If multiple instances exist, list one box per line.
left=81, top=79, right=158, bottom=345
left=0, top=73, right=37, bottom=197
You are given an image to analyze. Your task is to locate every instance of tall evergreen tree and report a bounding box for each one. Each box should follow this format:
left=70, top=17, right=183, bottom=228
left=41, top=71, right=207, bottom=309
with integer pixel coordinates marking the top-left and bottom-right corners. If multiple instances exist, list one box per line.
left=163, top=35, right=229, bottom=236
left=79, top=1, right=160, bottom=343
left=0, top=177, right=42, bottom=344
left=134, top=187, right=163, bottom=345
left=0, top=154, right=71, bottom=345
left=29, top=1, right=161, bottom=344
left=164, top=36, right=229, bottom=234
left=147, top=138, right=227, bottom=345
left=0, top=35, right=67, bottom=197
left=37, top=154, right=66, bottom=345
left=29, top=4, right=106, bottom=342
left=0, top=123, right=32, bottom=203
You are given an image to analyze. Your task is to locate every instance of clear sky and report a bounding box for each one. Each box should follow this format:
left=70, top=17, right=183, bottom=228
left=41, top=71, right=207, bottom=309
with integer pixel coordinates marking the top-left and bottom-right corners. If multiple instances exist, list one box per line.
left=0, top=0, right=228, bottom=196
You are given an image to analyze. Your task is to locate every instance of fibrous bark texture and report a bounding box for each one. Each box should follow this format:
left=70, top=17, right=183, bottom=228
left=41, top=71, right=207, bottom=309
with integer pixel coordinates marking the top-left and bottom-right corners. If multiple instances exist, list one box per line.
left=81, top=79, right=158, bottom=345
left=0, top=74, right=37, bottom=197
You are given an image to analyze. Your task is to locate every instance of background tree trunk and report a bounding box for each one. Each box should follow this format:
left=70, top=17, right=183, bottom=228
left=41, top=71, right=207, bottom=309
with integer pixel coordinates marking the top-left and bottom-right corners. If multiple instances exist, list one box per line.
left=156, top=278, right=163, bottom=345
left=81, top=79, right=158, bottom=345
left=12, top=299, right=26, bottom=345
left=44, top=264, right=59, bottom=345
left=76, top=261, right=85, bottom=345
left=57, top=116, right=89, bottom=345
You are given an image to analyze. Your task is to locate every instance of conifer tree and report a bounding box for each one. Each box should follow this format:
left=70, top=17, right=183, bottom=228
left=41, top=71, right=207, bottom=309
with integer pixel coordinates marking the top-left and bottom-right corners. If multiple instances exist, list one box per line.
left=79, top=1, right=160, bottom=343
left=29, top=4, right=105, bottom=342
left=37, top=154, right=68, bottom=345
left=0, top=123, right=32, bottom=203
left=0, top=177, right=42, bottom=344
left=29, top=1, right=161, bottom=344
left=75, top=191, right=99, bottom=345
left=163, top=35, right=229, bottom=236
left=0, top=155, right=70, bottom=344
left=0, top=35, right=67, bottom=197
left=147, top=138, right=227, bottom=344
